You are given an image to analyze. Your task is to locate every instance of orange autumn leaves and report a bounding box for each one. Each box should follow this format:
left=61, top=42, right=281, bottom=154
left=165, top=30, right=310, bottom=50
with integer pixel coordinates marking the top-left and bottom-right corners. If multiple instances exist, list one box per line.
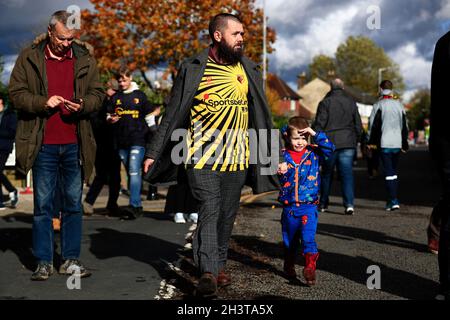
left=80, top=0, right=276, bottom=76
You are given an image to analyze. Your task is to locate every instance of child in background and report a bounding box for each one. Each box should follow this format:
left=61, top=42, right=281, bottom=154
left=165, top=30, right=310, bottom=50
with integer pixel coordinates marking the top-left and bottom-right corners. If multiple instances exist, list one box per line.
left=278, top=117, right=334, bottom=286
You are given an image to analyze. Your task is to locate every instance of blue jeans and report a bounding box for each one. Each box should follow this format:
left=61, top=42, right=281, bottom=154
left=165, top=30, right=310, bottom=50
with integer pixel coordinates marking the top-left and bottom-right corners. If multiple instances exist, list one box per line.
left=32, top=144, right=82, bottom=264
left=320, top=148, right=355, bottom=208
left=119, top=146, right=145, bottom=208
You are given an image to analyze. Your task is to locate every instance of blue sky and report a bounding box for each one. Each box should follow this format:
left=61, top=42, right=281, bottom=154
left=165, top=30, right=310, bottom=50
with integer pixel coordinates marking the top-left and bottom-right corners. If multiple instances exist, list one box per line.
left=1, top=0, right=449, bottom=101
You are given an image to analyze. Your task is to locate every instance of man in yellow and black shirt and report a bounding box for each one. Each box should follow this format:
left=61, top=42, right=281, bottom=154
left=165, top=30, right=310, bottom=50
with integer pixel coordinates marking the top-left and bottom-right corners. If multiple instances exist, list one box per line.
left=144, top=13, right=284, bottom=297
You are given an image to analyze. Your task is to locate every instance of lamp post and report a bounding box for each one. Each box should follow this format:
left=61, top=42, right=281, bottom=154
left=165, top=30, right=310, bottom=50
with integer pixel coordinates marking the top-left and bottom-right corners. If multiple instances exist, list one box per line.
left=263, top=0, right=267, bottom=91
left=378, top=67, right=392, bottom=91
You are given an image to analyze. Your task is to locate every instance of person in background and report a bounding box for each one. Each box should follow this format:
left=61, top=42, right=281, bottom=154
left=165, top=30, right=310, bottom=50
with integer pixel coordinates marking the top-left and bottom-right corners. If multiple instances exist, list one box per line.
left=0, top=94, right=18, bottom=209
left=429, top=30, right=450, bottom=300
left=146, top=104, right=162, bottom=201
left=313, top=78, right=362, bottom=215
left=83, top=79, right=121, bottom=216
left=367, top=80, right=408, bottom=211
left=106, top=67, right=154, bottom=219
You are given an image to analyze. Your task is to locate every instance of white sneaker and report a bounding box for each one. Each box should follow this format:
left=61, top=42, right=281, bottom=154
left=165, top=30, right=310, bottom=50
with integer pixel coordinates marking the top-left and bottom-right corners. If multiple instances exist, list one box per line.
left=435, top=293, right=446, bottom=301
left=345, top=207, right=354, bottom=215
left=174, top=212, right=186, bottom=223
left=188, top=213, right=198, bottom=224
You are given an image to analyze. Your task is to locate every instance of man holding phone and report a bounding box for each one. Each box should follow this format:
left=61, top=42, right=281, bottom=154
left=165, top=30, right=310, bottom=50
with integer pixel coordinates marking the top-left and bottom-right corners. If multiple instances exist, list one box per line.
left=9, top=10, right=104, bottom=281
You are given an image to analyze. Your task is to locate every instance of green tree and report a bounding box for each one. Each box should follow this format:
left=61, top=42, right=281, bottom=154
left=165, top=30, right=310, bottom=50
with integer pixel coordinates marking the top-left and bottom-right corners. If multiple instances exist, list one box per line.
left=308, top=54, right=336, bottom=80
left=406, top=88, right=430, bottom=131
left=335, top=36, right=404, bottom=97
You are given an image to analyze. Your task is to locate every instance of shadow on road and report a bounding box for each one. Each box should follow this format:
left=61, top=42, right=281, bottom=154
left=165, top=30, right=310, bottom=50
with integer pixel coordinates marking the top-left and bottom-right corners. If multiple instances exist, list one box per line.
left=88, top=227, right=184, bottom=279
left=0, top=227, right=34, bottom=271
left=330, top=147, right=440, bottom=207
left=229, top=235, right=438, bottom=299
left=317, top=223, right=429, bottom=253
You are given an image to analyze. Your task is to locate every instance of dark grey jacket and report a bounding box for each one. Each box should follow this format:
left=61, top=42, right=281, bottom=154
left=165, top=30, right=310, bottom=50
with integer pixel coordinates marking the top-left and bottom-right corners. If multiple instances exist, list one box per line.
left=144, top=48, right=281, bottom=194
left=313, top=88, right=362, bottom=150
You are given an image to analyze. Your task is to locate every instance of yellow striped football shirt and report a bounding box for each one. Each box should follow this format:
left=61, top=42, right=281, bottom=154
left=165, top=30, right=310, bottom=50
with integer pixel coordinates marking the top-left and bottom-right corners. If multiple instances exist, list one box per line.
left=186, top=57, right=249, bottom=171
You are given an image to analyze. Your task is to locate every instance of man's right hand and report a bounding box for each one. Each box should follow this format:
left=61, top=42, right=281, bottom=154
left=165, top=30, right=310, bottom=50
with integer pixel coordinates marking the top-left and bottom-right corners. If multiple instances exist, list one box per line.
left=45, top=95, right=64, bottom=109
left=143, top=158, right=155, bottom=174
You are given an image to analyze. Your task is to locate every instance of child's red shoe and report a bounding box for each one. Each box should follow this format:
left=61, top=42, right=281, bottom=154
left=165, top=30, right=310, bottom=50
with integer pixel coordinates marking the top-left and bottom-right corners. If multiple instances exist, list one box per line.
left=303, top=252, right=319, bottom=286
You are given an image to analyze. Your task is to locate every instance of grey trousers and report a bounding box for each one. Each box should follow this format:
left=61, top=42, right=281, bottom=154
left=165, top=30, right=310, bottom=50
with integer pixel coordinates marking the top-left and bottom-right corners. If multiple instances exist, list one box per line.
left=187, top=168, right=247, bottom=277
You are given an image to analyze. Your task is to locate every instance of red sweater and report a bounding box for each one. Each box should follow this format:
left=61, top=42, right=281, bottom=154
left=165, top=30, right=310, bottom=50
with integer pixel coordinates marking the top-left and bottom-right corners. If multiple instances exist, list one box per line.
left=287, top=148, right=306, bottom=164
left=43, top=45, right=77, bottom=145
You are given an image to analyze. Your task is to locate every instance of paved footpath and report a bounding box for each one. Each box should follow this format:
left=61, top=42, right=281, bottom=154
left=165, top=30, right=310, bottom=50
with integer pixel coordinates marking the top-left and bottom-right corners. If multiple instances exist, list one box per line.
left=0, top=145, right=443, bottom=300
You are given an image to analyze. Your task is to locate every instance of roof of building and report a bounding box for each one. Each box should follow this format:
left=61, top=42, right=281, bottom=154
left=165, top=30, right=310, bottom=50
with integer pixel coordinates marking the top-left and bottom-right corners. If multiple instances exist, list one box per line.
left=267, top=73, right=301, bottom=100
left=297, top=78, right=330, bottom=115
left=297, top=77, right=377, bottom=116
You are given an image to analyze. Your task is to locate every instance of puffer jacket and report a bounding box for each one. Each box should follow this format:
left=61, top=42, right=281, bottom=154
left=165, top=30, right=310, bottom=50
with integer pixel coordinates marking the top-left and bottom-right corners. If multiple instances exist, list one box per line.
left=278, top=131, right=335, bottom=206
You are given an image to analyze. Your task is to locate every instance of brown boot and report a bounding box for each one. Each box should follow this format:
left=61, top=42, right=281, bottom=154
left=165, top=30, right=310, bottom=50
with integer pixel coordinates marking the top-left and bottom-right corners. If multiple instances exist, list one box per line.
left=283, top=248, right=297, bottom=279
left=303, top=252, right=319, bottom=286
left=217, top=269, right=231, bottom=287
left=196, top=272, right=217, bottom=297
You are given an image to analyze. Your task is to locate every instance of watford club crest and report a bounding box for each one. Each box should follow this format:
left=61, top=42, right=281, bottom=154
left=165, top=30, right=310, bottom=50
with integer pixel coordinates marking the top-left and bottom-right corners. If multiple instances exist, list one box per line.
left=237, top=74, right=244, bottom=84
left=116, top=99, right=122, bottom=105
left=134, top=98, right=140, bottom=104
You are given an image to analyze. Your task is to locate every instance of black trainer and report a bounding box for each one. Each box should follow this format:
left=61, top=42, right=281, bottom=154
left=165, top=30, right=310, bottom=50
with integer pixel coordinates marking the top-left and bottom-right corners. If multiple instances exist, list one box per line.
left=59, top=259, right=91, bottom=278
left=121, top=206, right=143, bottom=220
left=31, top=262, right=54, bottom=281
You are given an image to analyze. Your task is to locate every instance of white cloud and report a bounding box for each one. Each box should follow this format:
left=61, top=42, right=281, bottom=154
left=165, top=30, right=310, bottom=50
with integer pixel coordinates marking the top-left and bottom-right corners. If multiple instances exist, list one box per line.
left=262, top=0, right=314, bottom=26
left=1, top=54, right=18, bottom=84
left=389, top=43, right=432, bottom=90
left=402, top=89, right=418, bottom=104
left=269, top=5, right=360, bottom=73
left=436, top=0, right=450, bottom=19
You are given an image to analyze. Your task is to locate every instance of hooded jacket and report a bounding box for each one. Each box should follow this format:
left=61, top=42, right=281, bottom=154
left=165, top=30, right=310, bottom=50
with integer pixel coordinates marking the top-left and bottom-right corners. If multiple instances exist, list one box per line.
left=278, top=131, right=335, bottom=207
left=144, top=47, right=282, bottom=194
left=8, top=34, right=104, bottom=180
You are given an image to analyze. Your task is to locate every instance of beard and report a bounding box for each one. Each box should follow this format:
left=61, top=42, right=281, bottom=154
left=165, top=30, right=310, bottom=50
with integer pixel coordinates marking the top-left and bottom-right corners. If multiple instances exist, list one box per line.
left=217, top=40, right=244, bottom=65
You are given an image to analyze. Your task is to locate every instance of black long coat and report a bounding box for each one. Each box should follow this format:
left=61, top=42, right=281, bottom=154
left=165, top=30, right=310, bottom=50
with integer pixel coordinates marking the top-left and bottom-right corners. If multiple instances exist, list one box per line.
left=430, top=31, right=450, bottom=165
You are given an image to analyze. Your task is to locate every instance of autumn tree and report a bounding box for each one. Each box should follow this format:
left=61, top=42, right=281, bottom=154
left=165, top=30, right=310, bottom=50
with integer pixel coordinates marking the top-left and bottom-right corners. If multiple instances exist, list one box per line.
left=81, top=0, right=276, bottom=86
